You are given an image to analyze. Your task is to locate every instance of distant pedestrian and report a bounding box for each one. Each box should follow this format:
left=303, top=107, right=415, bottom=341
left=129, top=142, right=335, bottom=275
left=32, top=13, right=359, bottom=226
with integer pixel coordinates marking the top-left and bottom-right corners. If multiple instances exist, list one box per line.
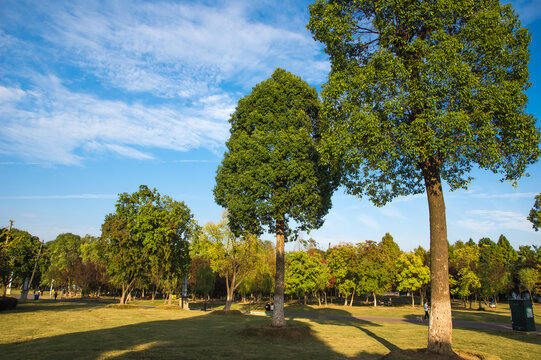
left=424, top=302, right=429, bottom=320
left=54, top=289, right=58, bottom=300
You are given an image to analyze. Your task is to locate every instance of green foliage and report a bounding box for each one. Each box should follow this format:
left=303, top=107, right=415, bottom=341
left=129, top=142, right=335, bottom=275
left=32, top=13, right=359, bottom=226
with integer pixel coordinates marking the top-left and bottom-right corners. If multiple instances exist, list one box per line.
left=356, top=240, right=393, bottom=303
left=326, top=243, right=358, bottom=299
left=396, top=252, right=430, bottom=299
left=285, top=251, right=331, bottom=302
left=527, top=193, right=541, bottom=231
left=517, top=267, right=540, bottom=297
left=449, top=242, right=481, bottom=302
left=199, top=218, right=261, bottom=308
left=45, top=233, right=83, bottom=292
left=477, top=238, right=508, bottom=299
left=0, top=228, right=41, bottom=291
left=308, top=0, right=540, bottom=205
left=214, top=68, right=337, bottom=239
left=101, top=185, right=196, bottom=302
left=194, top=264, right=215, bottom=299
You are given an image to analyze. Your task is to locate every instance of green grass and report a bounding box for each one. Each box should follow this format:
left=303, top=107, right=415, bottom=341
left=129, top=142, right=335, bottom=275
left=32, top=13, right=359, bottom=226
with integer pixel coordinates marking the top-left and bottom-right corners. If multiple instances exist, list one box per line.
left=1, top=300, right=539, bottom=359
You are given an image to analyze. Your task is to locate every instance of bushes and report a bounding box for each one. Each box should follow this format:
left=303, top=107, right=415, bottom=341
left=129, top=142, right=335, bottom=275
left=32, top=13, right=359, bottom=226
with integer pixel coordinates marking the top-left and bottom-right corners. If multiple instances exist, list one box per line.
left=0, top=297, right=18, bottom=311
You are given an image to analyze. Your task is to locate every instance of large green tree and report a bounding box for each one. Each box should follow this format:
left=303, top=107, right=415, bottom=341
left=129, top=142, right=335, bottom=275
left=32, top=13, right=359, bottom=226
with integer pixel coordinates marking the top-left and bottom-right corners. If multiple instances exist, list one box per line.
left=214, top=68, right=337, bottom=326
left=102, top=185, right=196, bottom=304
left=308, top=0, right=539, bottom=354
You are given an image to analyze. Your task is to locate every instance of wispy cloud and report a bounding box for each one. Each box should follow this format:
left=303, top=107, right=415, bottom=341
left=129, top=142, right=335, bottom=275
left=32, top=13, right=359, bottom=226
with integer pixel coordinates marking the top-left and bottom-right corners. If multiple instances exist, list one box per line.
left=509, top=0, right=541, bottom=25
left=0, top=0, right=329, bottom=165
left=456, top=209, right=533, bottom=233
left=0, top=194, right=116, bottom=200
left=467, top=192, right=537, bottom=199
left=0, top=78, right=232, bottom=164
left=357, top=214, right=380, bottom=229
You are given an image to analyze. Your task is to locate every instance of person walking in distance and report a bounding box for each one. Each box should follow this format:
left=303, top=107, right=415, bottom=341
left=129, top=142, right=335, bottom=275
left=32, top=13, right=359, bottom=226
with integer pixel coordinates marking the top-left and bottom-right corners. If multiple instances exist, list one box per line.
left=424, top=302, right=429, bottom=320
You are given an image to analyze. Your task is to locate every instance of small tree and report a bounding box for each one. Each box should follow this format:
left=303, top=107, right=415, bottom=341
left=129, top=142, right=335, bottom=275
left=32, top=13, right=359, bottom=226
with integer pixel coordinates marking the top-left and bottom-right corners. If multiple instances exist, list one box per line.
left=202, top=219, right=260, bottom=311
left=396, top=252, right=431, bottom=307
left=214, top=68, right=337, bottom=325
left=517, top=268, right=540, bottom=299
left=327, top=243, right=359, bottom=306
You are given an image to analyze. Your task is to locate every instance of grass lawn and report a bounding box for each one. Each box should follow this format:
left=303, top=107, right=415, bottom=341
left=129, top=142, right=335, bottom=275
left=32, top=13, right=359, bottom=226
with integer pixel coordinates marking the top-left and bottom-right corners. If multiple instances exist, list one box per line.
left=1, top=300, right=539, bottom=360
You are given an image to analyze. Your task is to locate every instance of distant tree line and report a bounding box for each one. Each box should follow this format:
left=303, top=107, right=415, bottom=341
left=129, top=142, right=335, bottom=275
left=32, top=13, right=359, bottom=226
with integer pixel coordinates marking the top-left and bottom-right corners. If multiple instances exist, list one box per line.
left=2, top=199, right=539, bottom=308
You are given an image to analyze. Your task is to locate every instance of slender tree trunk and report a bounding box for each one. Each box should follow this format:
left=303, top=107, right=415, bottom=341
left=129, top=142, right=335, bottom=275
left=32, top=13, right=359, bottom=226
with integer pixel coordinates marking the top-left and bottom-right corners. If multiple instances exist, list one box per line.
left=344, top=295, right=348, bottom=306
left=271, top=218, right=286, bottom=327
left=349, top=291, right=355, bottom=306
left=422, top=158, right=453, bottom=355
left=412, top=292, right=415, bottom=308
left=224, top=276, right=234, bottom=311
left=373, top=293, right=377, bottom=307
left=120, top=284, right=127, bottom=304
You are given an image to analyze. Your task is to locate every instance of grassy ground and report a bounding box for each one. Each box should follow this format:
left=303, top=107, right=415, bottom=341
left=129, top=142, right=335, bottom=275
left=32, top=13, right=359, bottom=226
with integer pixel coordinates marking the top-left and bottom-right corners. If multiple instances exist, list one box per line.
left=1, top=300, right=540, bottom=359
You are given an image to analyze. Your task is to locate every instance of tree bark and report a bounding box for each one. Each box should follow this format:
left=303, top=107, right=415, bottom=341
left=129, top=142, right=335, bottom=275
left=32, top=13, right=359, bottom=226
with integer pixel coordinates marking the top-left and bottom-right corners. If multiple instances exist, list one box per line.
left=271, top=218, right=286, bottom=327
left=422, top=158, right=453, bottom=355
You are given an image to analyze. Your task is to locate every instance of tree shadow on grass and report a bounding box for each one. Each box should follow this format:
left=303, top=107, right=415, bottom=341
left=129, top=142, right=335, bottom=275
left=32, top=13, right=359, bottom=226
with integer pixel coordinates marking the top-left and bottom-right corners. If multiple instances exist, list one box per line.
left=0, top=311, right=390, bottom=360
left=9, top=300, right=110, bottom=314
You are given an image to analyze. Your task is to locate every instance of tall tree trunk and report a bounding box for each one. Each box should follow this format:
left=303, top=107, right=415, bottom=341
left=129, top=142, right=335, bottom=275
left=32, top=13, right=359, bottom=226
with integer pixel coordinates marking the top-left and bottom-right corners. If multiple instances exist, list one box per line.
left=423, top=158, right=453, bottom=355
left=412, top=292, right=415, bottom=308
left=373, top=292, right=377, bottom=307
left=344, top=295, right=348, bottom=306
left=349, top=291, right=355, bottom=306
left=271, top=218, right=286, bottom=327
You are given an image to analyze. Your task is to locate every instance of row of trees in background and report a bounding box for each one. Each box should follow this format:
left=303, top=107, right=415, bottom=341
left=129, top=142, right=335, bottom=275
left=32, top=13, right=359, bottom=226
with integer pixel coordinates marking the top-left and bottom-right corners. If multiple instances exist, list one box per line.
left=2, top=211, right=539, bottom=310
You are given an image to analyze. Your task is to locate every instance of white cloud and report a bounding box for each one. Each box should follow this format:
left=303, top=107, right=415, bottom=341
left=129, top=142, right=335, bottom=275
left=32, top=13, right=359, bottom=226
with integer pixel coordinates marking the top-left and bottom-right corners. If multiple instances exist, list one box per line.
left=0, top=194, right=116, bottom=200
left=0, top=0, right=329, bottom=165
left=36, top=0, right=327, bottom=96
left=456, top=209, right=533, bottom=233
left=469, top=192, right=537, bottom=199
left=0, top=77, right=232, bottom=165
left=357, top=214, right=380, bottom=229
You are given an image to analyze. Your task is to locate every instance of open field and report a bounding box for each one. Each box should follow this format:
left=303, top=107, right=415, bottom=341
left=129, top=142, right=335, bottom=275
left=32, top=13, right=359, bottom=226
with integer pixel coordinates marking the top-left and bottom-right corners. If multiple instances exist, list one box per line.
left=1, top=300, right=540, bottom=360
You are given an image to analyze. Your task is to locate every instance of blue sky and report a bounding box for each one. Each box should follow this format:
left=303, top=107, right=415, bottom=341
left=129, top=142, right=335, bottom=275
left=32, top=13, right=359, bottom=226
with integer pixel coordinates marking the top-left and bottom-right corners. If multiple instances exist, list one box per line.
left=0, top=0, right=539, bottom=252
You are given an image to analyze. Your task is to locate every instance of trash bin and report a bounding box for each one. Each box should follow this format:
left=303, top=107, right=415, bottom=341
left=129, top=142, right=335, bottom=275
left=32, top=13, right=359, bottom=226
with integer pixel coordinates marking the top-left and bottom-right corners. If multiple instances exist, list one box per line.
left=34, top=294, right=39, bottom=300
left=509, top=299, right=536, bottom=331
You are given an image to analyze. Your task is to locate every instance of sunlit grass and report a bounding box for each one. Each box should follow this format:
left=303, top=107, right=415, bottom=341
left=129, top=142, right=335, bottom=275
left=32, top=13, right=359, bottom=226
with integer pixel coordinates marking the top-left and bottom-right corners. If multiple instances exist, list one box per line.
left=1, top=300, right=539, bottom=359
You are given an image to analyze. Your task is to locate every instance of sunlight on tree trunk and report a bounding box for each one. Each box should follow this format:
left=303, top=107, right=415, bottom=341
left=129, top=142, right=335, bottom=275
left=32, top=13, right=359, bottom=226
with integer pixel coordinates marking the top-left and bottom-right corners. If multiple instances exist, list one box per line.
left=424, top=159, right=452, bottom=355
left=271, top=219, right=286, bottom=327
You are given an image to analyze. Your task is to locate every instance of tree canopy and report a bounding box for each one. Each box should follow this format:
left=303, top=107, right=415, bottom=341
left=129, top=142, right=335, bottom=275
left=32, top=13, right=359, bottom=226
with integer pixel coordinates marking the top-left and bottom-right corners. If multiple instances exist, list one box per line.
left=308, top=0, right=539, bottom=354
left=101, top=185, right=196, bottom=304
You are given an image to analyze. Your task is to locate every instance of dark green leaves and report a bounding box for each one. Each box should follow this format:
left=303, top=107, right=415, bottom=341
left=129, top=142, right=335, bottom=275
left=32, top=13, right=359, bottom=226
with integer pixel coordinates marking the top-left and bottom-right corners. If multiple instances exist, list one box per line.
left=308, top=0, right=540, bottom=205
left=214, top=69, right=337, bottom=239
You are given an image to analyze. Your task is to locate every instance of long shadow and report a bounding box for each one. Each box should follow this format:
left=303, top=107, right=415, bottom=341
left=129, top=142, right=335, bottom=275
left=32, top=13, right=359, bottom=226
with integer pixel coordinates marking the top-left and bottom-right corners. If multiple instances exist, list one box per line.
left=284, top=303, right=541, bottom=352
left=0, top=310, right=388, bottom=360
left=283, top=304, right=407, bottom=358
left=7, top=299, right=111, bottom=313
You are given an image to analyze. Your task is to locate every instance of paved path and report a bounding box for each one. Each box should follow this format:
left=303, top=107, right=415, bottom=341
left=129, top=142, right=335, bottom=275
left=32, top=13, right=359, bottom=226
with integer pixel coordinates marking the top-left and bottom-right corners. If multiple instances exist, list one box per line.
left=249, top=311, right=541, bottom=333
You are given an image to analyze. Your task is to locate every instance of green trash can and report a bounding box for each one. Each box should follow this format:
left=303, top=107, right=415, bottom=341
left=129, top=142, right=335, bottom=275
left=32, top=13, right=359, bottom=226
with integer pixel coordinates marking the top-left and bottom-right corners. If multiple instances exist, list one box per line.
left=509, top=299, right=536, bottom=332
